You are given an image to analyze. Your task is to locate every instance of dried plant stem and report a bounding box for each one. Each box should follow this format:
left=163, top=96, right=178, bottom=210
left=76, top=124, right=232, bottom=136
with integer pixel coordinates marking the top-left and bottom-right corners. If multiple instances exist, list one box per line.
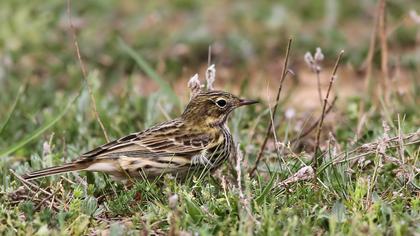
left=208, top=45, right=212, bottom=66
left=397, top=114, right=405, bottom=164
left=35, top=184, right=62, bottom=211
left=322, top=130, right=419, bottom=168
left=9, top=169, right=65, bottom=206
left=266, top=86, right=292, bottom=175
left=316, top=71, right=323, bottom=105
left=312, top=50, right=344, bottom=178
left=378, top=0, right=390, bottom=102
left=291, top=96, right=337, bottom=143
left=249, top=38, right=293, bottom=177
left=67, top=0, right=110, bottom=142
left=314, top=131, right=420, bottom=179
left=363, top=0, right=381, bottom=97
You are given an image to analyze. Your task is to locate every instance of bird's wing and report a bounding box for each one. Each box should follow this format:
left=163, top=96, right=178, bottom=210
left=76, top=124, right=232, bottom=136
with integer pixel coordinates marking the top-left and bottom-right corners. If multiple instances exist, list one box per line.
left=77, top=119, right=215, bottom=163
left=22, top=120, right=217, bottom=180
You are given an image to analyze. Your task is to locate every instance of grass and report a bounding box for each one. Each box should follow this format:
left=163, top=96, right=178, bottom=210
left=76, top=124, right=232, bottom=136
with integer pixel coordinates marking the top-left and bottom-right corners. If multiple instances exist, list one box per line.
left=1, top=0, right=420, bottom=235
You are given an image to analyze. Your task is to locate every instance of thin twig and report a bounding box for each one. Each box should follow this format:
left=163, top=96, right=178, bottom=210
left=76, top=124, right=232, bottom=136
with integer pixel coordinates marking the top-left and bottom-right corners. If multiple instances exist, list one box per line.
left=290, top=96, right=337, bottom=143
left=378, top=0, right=390, bottom=102
left=397, top=114, right=406, bottom=164
left=10, top=169, right=51, bottom=196
left=312, top=50, right=344, bottom=177
left=67, top=0, right=110, bottom=142
left=316, top=71, right=323, bottom=105
left=208, top=45, right=212, bottom=67
left=35, top=187, right=58, bottom=211
left=363, top=0, right=381, bottom=96
left=318, top=128, right=420, bottom=173
left=266, top=85, right=292, bottom=174
left=249, top=38, right=293, bottom=177
left=9, top=169, right=65, bottom=205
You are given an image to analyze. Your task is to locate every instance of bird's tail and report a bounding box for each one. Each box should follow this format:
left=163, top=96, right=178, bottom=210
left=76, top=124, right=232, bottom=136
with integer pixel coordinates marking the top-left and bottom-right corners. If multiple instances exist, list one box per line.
left=21, top=163, right=85, bottom=180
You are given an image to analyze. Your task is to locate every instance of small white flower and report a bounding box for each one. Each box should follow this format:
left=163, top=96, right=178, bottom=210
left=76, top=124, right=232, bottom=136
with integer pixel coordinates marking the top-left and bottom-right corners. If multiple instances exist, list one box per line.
left=409, top=10, right=420, bottom=25
left=314, top=47, right=324, bottom=62
left=285, top=108, right=296, bottom=120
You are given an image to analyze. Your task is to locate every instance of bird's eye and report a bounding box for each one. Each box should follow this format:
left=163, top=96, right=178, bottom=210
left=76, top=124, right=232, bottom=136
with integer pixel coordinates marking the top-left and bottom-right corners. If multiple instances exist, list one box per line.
left=216, top=99, right=227, bottom=108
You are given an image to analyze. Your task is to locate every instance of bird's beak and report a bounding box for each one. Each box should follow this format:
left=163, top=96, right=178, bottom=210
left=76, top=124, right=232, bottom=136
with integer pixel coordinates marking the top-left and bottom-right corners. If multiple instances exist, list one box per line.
left=238, top=98, right=259, bottom=106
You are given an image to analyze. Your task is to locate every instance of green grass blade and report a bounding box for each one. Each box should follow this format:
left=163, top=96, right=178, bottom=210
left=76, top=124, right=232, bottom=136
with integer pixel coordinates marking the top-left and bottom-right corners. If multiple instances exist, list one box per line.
left=255, top=173, right=276, bottom=204
left=0, top=83, right=25, bottom=135
left=118, top=38, right=180, bottom=106
left=184, top=195, right=203, bottom=222
left=0, top=94, right=78, bottom=158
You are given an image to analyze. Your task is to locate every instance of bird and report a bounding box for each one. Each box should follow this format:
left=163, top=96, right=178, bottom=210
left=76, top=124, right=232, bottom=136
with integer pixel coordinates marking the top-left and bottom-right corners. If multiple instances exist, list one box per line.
left=22, top=90, right=258, bottom=181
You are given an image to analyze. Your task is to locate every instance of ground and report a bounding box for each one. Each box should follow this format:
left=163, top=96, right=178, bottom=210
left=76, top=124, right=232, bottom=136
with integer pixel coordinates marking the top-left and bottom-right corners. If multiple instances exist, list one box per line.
left=0, top=0, right=419, bottom=235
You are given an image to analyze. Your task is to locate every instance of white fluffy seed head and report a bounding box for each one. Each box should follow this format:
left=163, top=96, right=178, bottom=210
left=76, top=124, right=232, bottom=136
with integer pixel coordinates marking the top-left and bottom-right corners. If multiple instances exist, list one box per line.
left=314, top=47, right=324, bottom=62
left=206, top=64, right=216, bottom=90
left=409, top=10, right=420, bottom=25
left=188, top=73, right=202, bottom=99
left=304, top=52, right=314, bottom=68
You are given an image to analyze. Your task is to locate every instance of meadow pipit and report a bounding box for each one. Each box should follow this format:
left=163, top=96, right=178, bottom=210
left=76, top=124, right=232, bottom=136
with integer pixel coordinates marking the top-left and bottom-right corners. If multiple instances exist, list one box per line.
left=22, top=90, right=257, bottom=181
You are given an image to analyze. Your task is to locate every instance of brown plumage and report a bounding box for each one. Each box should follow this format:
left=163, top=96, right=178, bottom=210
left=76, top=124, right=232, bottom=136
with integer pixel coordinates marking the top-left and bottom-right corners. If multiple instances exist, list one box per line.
left=22, top=90, right=257, bottom=181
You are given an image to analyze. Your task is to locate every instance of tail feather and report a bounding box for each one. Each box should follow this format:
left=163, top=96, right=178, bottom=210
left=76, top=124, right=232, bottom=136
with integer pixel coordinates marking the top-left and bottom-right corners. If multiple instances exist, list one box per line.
left=22, top=163, right=84, bottom=180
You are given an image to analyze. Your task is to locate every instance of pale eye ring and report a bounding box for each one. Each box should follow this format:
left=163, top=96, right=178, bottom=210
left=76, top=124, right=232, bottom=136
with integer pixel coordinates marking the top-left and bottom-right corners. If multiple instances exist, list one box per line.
left=215, top=98, right=227, bottom=108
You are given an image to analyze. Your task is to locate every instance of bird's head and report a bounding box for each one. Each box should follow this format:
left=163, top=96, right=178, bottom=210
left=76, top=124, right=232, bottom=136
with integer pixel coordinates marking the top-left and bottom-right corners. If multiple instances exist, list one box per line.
left=182, top=90, right=258, bottom=126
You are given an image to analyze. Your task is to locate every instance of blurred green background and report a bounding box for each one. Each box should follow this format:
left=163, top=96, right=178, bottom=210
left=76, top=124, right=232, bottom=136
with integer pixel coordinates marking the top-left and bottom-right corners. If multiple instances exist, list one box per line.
left=1, top=0, right=418, bottom=90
